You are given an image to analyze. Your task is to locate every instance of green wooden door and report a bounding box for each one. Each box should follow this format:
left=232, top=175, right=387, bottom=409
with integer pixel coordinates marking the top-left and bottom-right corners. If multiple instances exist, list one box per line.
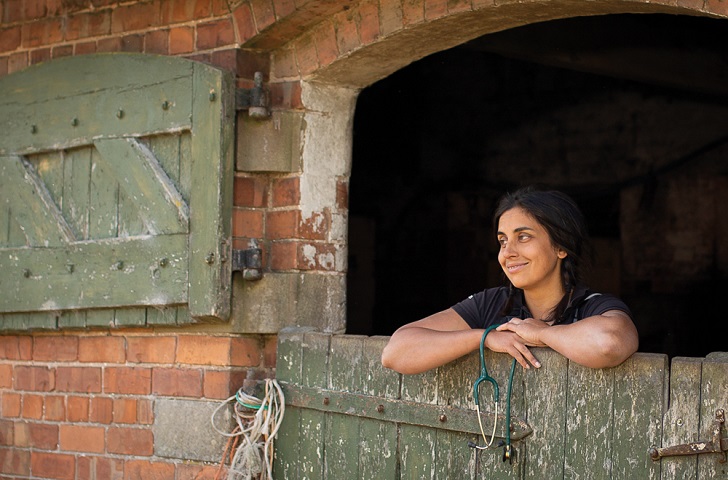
left=0, top=53, right=234, bottom=329
left=274, top=331, right=728, bottom=479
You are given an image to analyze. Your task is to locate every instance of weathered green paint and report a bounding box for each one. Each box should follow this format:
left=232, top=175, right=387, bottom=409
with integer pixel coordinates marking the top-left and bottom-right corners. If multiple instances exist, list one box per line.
left=0, top=53, right=234, bottom=328
left=274, top=333, right=727, bottom=479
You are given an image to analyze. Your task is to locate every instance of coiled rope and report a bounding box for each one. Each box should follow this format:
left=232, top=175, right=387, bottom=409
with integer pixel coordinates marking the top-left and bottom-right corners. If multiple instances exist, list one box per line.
left=211, top=379, right=285, bottom=480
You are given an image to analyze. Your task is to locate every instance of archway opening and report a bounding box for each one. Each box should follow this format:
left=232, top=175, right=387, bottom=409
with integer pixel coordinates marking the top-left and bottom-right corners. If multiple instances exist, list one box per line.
left=347, top=13, right=728, bottom=359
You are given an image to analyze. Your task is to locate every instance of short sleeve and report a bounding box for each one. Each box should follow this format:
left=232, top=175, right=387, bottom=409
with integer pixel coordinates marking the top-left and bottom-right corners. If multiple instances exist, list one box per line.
left=451, top=287, right=510, bottom=329
left=577, top=293, right=632, bottom=320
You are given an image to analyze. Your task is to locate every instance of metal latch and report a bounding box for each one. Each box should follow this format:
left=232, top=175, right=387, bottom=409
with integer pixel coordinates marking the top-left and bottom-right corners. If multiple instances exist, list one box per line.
left=232, top=243, right=263, bottom=281
left=236, top=71, right=269, bottom=119
left=649, top=409, right=727, bottom=463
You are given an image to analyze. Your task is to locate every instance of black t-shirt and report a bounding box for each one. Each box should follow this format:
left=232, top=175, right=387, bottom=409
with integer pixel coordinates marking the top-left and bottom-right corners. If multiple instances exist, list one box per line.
left=451, top=285, right=632, bottom=330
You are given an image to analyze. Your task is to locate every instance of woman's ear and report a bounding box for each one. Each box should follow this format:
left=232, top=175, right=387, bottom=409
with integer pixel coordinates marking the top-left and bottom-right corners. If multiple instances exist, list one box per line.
left=557, top=249, right=568, bottom=259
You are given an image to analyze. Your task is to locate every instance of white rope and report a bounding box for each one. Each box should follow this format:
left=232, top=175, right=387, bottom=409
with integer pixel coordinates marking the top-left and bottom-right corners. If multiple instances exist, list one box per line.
left=211, top=379, right=285, bottom=480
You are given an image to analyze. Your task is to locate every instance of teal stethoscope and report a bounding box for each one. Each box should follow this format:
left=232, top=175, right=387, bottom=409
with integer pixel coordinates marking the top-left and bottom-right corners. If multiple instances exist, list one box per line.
left=469, top=322, right=517, bottom=463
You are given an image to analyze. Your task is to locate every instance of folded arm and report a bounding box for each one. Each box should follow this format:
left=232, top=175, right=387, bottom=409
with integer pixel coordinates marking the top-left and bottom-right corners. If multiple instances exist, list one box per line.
left=496, top=310, right=638, bottom=368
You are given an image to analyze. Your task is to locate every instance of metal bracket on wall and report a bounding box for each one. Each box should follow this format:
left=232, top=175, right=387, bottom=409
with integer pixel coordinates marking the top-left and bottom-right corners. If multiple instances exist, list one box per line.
left=236, top=71, right=270, bottom=119
left=232, top=243, right=263, bottom=281
left=649, top=409, right=727, bottom=463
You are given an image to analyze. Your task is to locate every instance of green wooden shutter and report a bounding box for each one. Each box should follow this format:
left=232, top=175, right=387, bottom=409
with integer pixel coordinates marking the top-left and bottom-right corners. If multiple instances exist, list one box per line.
left=0, top=53, right=234, bottom=328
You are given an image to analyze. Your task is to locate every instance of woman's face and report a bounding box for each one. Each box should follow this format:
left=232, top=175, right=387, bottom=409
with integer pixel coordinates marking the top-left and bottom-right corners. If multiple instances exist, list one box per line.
left=496, top=207, right=567, bottom=294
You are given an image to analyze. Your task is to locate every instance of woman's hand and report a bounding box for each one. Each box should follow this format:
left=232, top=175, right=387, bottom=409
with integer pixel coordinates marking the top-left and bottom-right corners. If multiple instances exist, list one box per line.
left=483, top=328, right=542, bottom=369
left=496, top=317, right=550, bottom=347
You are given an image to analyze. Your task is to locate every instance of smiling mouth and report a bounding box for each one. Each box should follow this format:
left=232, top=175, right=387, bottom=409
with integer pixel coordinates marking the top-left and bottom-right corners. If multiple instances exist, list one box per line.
left=506, top=263, right=527, bottom=273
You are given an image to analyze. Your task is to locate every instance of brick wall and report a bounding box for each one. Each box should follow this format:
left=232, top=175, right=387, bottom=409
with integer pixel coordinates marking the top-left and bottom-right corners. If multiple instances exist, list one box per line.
left=0, top=332, right=276, bottom=477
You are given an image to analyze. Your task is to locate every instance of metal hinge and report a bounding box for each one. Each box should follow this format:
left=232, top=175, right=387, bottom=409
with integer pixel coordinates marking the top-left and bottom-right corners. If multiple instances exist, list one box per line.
left=649, top=409, right=727, bottom=463
left=236, top=71, right=269, bottom=119
left=232, top=242, right=263, bottom=281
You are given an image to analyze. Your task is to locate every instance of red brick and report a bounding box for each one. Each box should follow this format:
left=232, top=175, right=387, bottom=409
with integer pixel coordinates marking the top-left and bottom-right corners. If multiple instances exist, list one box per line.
left=273, top=0, right=296, bottom=18
left=176, top=463, right=220, bottom=479
left=104, top=367, right=152, bottom=394
left=126, top=336, right=176, bottom=364
left=380, top=0, right=404, bottom=36
left=107, top=427, right=153, bottom=456
left=402, top=0, right=425, bottom=25
left=425, top=0, right=447, bottom=19
left=90, top=396, right=113, bottom=424
left=66, top=11, right=111, bottom=41
left=266, top=209, right=299, bottom=239
left=7, top=51, right=28, bottom=74
left=2, top=0, right=23, bottom=23
left=232, top=2, right=257, bottom=43
left=163, top=0, right=211, bottom=23
left=0, top=364, right=11, bottom=388
left=77, top=455, right=125, bottom=480
left=137, top=398, right=153, bottom=425
left=234, top=175, right=268, bottom=208
left=0, top=56, right=6, bottom=77
left=230, top=337, right=262, bottom=367
left=16, top=422, right=58, bottom=449
left=33, top=336, right=78, bottom=362
left=52, top=44, right=74, bottom=58
left=112, top=398, right=137, bottom=424
left=67, top=395, right=89, bottom=422
left=269, top=240, right=299, bottom=270
left=197, top=18, right=235, bottom=50
left=0, top=26, right=21, bottom=53
left=271, top=177, right=301, bottom=207
left=31, top=451, right=75, bottom=480
left=56, top=367, right=102, bottom=393
left=79, top=336, right=126, bottom=363
left=0, top=420, right=12, bottom=446
left=203, top=369, right=248, bottom=399
left=313, top=22, right=338, bottom=68
left=30, top=47, right=50, bottom=64
left=269, top=81, right=302, bottom=109
left=1, top=393, right=21, bottom=418
left=295, top=35, right=319, bottom=76
left=706, top=0, right=728, bottom=15
left=300, top=210, right=330, bottom=240
left=177, top=336, right=232, bottom=366
left=22, top=18, right=63, bottom=48
left=122, top=33, right=144, bottom=52
left=123, top=459, right=175, bottom=479
left=0, top=446, right=30, bottom=475
left=44, top=395, right=65, bottom=421
left=334, top=10, right=360, bottom=55
left=111, top=1, right=160, bottom=33
left=336, top=177, right=348, bottom=210
left=272, top=47, right=298, bottom=79
left=263, top=335, right=277, bottom=368
left=250, top=0, right=276, bottom=31
left=358, top=0, right=381, bottom=45
left=152, top=367, right=203, bottom=397
left=233, top=208, right=264, bottom=239
left=74, top=41, right=97, bottom=55
left=169, top=26, right=194, bottom=54
left=144, top=29, right=168, bottom=54
left=24, top=0, right=52, bottom=19
left=14, top=366, right=54, bottom=392
left=60, top=424, right=104, bottom=453
left=448, top=0, right=472, bottom=13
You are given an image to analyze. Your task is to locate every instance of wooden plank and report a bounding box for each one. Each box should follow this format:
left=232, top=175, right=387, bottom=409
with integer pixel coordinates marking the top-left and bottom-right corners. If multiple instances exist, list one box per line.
left=62, top=147, right=92, bottom=240
left=660, top=357, right=702, bottom=479
left=359, top=336, right=399, bottom=479
left=0, top=155, right=75, bottom=246
left=697, top=353, right=728, bottom=479
left=88, top=145, right=119, bottom=240
left=57, top=309, right=87, bottom=329
left=611, top=353, right=667, bottom=480
left=474, top=350, right=523, bottom=479
left=273, top=328, right=310, bottom=480
left=564, top=361, right=615, bottom=479
left=0, top=235, right=188, bottom=313
left=93, top=138, right=189, bottom=235
left=300, top=332, right=330, bottom=480
left=522, top=348, right=568, bottom=479
left=327, top=335, right=364, bottom=478
left=187, top=62, right=235, bottom=321
left=29, top=151, right=64, bottom=210
left=401, top=361, right=439, bottom=479
left=0, top=54, right=194, bottom=155
left=146, top=306, right=180, bottom=326
left=114, top=308, right=146, bottom=327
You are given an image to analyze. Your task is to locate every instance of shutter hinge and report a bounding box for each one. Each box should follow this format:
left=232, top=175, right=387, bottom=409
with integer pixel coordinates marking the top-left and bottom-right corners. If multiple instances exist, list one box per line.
left=232, top=242, right=263, bottom=281
left=236, top=71, right=270, bottom=119
left=649, top=409, right=727, bottom=463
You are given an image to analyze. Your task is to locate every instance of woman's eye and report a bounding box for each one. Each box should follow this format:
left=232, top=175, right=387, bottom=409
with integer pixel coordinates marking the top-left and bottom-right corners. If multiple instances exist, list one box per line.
left=498, top=238, right=507, bottom=247
left=518, top=234, right=530, bottom=242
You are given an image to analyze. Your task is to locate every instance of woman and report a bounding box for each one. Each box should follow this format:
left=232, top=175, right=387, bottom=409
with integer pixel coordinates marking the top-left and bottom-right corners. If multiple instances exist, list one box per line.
left=381, top=187, right=639, bottom=375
